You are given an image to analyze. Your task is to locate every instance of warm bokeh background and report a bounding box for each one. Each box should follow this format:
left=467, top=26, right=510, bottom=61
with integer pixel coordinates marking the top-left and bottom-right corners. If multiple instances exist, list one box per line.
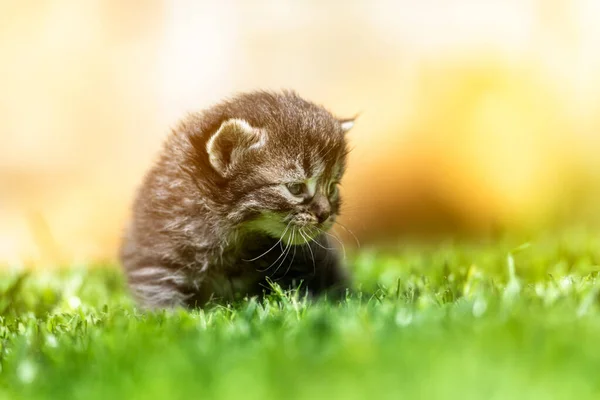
left=2, top=0, right=600, bottom=268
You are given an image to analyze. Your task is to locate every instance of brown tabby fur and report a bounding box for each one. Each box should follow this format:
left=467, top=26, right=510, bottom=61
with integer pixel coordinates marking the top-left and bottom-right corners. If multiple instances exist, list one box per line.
left=120, top=91, right=353, bottom=308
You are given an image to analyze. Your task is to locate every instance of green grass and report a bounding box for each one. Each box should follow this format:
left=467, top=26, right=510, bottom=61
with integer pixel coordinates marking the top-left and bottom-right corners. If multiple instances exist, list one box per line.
left=2, top=229, right=600, bottom=399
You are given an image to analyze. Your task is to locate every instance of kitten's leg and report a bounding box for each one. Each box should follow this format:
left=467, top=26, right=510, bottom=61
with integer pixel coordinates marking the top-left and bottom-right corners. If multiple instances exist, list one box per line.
left=304, top=251, right=351, bottom=299
left=126, top=266, right=191, bottom=309
left=273, top=235, right=351, bottom=300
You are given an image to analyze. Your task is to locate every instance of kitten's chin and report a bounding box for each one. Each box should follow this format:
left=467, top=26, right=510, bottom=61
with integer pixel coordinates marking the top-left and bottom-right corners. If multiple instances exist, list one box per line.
left=280, top=225, right=323, bottom=246
left=244, top=212, right=330, bottom=245
left=281, top=234, right=307, bottom=246
left=280, top=228, right=312, bottom=246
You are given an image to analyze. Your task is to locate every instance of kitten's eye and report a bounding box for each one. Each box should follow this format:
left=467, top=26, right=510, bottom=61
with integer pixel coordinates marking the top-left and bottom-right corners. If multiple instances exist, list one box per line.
left=286, top=182, right=306, bottom=197
left=328, top=181, right=339, bottom=197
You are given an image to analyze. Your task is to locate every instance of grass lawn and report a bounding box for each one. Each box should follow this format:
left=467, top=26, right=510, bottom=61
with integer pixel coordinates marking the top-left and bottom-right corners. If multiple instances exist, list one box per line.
left=1, top=229, right=600, bottom=399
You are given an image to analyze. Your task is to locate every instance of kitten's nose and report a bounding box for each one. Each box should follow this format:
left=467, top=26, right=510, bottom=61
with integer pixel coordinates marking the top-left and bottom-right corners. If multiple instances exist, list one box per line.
left=310, top=194, right=331, bottom=223
left=316, top=210, right=330, bottom=223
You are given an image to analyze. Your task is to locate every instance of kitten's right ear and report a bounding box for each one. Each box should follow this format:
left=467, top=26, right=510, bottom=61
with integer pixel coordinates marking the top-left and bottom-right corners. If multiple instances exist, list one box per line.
left=206, top=119, right=264, bottom=176
left=338, top=114, right=359, bottom=133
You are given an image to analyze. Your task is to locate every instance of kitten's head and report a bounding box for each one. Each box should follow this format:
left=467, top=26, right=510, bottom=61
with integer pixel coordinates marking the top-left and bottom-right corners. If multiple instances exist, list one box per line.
left=201, top=91, right=354, bottom=245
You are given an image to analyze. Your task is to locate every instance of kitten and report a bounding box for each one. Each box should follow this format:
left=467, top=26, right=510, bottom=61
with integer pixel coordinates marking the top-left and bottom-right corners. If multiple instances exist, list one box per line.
left=120, top=90, right=354, bottom=308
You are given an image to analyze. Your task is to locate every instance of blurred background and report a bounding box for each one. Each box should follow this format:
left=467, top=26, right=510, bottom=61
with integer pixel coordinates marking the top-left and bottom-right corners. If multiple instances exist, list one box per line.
left=1, top=0, right=600, bottom=268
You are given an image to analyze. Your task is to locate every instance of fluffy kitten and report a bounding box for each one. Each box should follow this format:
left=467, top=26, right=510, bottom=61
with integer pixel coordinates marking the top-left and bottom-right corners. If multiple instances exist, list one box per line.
left=120, top=91, right=354, bottom=308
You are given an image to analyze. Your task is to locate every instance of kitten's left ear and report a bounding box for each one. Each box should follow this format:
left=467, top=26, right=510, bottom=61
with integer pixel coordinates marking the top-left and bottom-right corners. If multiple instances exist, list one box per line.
left=338, top=117, right=356, bottom=133
left=206, top=118, right=265, bottom=176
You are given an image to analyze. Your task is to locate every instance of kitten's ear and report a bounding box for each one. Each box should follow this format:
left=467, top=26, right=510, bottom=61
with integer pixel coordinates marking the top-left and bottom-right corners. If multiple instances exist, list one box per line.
left=206, top=119, right=264, bottom=176
left=338, top=117, right=356, bottom=133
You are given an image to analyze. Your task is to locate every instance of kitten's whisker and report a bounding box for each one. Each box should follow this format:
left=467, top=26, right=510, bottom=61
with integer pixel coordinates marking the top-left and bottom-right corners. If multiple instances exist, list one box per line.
left=301, top=229, right=317, bottom=278
left=298, top=227, right=310, bottom=245
left=272, top=228, right=295, bottom=276
left=257, top=229, right=292, bottom=272
left=278, top=237, right=298, bottom=281
left=303, top=226, right=336, bottom=251
left=333, top=221, right=360, bottom=247
left=312, top=225, right=347, bottom=260
left=299, top=228, right=316, bottom=274
left=243, top=221, right=292, bottom=262
left=260, top=242, right=288, bottom=273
